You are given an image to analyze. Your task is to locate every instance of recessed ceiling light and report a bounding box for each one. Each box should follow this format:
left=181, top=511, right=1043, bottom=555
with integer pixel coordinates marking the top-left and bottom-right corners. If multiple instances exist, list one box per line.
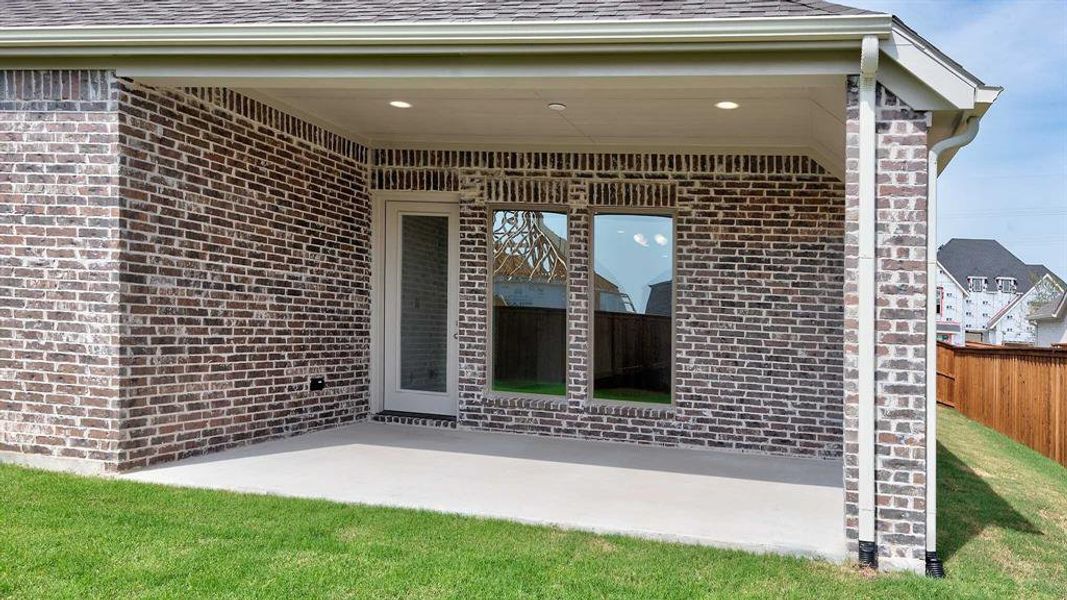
left=547, top=102, right=568, bottom=112
left=715, top=101, right=740, bottom=110
left=389, top=100, right=413, bottom=109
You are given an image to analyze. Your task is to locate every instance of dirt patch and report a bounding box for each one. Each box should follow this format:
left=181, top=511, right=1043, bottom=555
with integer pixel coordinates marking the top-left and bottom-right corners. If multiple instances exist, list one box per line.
left=588, top=538, right=617, bottom=553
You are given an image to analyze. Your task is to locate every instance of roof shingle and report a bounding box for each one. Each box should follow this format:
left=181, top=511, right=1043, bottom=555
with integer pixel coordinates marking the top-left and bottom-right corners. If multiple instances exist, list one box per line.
left=0, top=1, right=878, bottom=28
left=938, top=239, right=1062, bottom=296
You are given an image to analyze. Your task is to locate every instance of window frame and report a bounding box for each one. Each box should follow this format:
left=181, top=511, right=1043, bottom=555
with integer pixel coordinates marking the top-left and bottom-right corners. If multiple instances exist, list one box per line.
left=968, top=276, right=986, bottom=292
left=588, top=207, right=678, bottom=408
left=996, top=277, right=1017, bottom=293
left=485, top=205, right=571, bottom=401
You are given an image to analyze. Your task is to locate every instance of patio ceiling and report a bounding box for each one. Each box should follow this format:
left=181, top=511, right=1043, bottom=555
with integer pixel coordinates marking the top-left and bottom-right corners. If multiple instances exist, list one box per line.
left=162, top=74, right=850, bottom=172
left=239, top=76, right=844, bottom=159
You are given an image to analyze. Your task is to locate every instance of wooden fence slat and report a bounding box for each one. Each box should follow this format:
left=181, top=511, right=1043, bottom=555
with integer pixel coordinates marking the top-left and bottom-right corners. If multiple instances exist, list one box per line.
left=937, top=341, right=1067, bottom=467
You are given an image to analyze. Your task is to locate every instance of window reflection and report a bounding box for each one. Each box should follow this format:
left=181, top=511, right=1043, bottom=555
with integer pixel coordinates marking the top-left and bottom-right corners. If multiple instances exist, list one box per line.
left=593, top=214, right=673, bottom=404
left=491, top=210, right=568, bottom=396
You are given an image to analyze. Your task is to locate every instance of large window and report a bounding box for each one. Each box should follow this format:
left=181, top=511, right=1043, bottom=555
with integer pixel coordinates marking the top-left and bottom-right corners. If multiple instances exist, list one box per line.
left=592, top=213, right=673, bottom=404
left=490, top=210, right=569, bottom=396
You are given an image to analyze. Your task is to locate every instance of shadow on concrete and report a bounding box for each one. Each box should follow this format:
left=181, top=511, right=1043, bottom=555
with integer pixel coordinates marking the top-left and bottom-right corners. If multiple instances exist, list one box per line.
left=937, top=441, right=1041, bottom=561
left=129, top=421, right=843, bottom=489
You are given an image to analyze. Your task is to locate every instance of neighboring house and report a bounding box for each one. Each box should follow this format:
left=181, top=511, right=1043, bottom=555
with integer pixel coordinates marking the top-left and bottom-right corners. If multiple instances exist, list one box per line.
left=936, top=239, right=1064, bottom=345
left=1030, top=291, right=1067, bottom=347
left=0, top=0, right=1003, bottom=575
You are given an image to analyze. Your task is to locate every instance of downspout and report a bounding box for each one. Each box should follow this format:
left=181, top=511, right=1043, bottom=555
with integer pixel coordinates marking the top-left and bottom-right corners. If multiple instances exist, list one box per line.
left=856, top=34, right=879, bottom=569
left=924, top=116, right=980, bottom=578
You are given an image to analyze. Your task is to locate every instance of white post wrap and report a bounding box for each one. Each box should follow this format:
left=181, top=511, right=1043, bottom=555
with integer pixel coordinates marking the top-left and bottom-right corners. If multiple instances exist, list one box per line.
left=857, top=34, right=879, bottom=549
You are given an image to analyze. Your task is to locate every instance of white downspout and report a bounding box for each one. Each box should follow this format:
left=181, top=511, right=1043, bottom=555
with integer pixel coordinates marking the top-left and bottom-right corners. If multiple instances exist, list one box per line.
left=857, top=34, right=879, bottom=568
left=924, top=116, right=980, bottom=578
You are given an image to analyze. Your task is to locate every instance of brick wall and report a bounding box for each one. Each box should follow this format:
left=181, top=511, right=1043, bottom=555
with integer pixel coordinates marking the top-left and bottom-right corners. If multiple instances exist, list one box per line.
left=842, top=78, right=930, bottom=571
left=117, top=82, right=372, bottom=469
left=0, top=70, right=122, bottom=472
left=375, top=151, right=847, bottom=458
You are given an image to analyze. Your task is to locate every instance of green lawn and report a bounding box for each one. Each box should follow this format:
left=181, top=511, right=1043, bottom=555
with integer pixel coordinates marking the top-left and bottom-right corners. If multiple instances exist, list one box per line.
left=1, top=408, right=1064, bottom=599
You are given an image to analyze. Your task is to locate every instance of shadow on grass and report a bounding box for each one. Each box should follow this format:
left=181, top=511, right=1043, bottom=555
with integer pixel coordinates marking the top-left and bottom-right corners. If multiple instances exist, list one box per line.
left=938, top=441, right=1042, bottom=561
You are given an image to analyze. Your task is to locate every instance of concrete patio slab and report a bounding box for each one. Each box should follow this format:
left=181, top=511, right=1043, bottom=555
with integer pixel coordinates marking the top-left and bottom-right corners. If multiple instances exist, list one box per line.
left=120, top=422, right=847, bottom=560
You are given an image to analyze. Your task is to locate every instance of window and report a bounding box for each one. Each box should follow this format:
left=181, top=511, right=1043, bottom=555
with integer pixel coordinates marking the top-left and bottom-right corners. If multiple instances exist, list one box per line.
left=968, top=277, right=986, bottom=292
left=997, top=277, right=1017, bottom=293
left=936, top=286, right=944, bottom=316
left=592, top=213, right=673, bottom=404
left=490, top=210, right=568, bottom=396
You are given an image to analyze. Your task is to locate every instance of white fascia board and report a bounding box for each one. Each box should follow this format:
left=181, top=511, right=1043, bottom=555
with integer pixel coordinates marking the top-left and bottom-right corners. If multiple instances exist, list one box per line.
left=882, top=23, right=993, bottom=110
left=116, top=50, right=859, bottom=84
left=0, top=15, right=894, bottom=51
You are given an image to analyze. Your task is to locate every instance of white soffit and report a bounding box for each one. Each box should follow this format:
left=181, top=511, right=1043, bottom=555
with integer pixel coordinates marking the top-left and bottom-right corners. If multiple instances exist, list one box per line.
left=233, top=78, right=846, bottom=173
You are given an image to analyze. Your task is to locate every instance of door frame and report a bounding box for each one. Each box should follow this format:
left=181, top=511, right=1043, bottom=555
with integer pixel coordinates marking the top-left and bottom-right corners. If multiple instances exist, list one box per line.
left=370, top=190, right=462, bottom=416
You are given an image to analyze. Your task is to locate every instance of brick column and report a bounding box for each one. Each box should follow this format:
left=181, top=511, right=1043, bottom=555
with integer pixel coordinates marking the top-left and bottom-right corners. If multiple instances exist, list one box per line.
left=565, top=186, right=590, bottom=408
left=844, top=77, right=931, bottom=572
left=0, top=70, right=122, bottom=472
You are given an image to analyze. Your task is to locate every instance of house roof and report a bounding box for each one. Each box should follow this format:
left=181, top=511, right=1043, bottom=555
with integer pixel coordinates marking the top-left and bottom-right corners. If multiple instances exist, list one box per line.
left=0, top=1, right=878, bottom=27
left=1030, top=291, right=1067, bottom=322
left=937, top=239, right=1062, bottom=295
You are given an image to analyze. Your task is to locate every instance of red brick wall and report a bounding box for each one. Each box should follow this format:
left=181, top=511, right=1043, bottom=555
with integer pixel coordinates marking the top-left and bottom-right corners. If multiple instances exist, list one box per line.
left=0, top=70, right=122, bottom=472
left=843, top=78, right=930, bottom=571
left=116, top=81, right=373, bottom=469
left=374, top=151, right=847, bottom=458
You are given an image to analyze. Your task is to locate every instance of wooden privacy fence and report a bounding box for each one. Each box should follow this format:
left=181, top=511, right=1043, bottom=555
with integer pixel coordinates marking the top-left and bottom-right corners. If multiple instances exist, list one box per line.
left=492, top=306, right=671, bottom=391
left=937, top=341, right=1067, bottom=467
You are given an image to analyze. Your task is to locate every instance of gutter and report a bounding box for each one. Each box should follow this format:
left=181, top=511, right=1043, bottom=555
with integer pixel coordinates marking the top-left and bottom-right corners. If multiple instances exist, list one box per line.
left=0, top=15, right=895, bottom=55
left=924, top=116, right=981, bottom=578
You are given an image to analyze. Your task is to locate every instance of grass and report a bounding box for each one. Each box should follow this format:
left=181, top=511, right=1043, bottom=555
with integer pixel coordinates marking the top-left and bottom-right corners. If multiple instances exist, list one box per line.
left=493, top=380, right=673, bottom=404
left=0, top=408, right=1064, bottom=599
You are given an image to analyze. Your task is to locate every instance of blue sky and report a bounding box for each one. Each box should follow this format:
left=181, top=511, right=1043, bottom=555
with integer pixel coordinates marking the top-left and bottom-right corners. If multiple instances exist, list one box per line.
left=841, top=0, right=1067, bottom=277
left=592, top=214, right=672, bottom=313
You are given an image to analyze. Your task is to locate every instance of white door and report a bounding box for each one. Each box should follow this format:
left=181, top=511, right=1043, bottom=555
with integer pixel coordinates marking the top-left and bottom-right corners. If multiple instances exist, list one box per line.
left=383, top=201, right=460, bottom=416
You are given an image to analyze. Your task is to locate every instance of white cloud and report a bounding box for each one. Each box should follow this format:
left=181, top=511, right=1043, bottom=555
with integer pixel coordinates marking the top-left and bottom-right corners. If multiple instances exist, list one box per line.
left=653, top=233, right=668, bottom=246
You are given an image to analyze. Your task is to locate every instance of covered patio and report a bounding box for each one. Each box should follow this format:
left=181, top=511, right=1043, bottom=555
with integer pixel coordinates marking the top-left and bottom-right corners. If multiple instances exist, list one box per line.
left=0, top=3, right=1001, bottom=575
left=121, top=421, right=846, bottom=560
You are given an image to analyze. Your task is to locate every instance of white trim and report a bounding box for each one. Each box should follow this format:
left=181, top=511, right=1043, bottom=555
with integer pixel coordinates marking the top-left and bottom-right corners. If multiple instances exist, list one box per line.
left=370, top=190, right=461, bottom=414
left=378, top=194, right=462, bottom=416
left=856, top=34, right=878, bottom=547
left=369, top=190, right=384, bottom=414
left=0, top=13, right=999, bottom=115
left=0, top=16, right=894, bottom=49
